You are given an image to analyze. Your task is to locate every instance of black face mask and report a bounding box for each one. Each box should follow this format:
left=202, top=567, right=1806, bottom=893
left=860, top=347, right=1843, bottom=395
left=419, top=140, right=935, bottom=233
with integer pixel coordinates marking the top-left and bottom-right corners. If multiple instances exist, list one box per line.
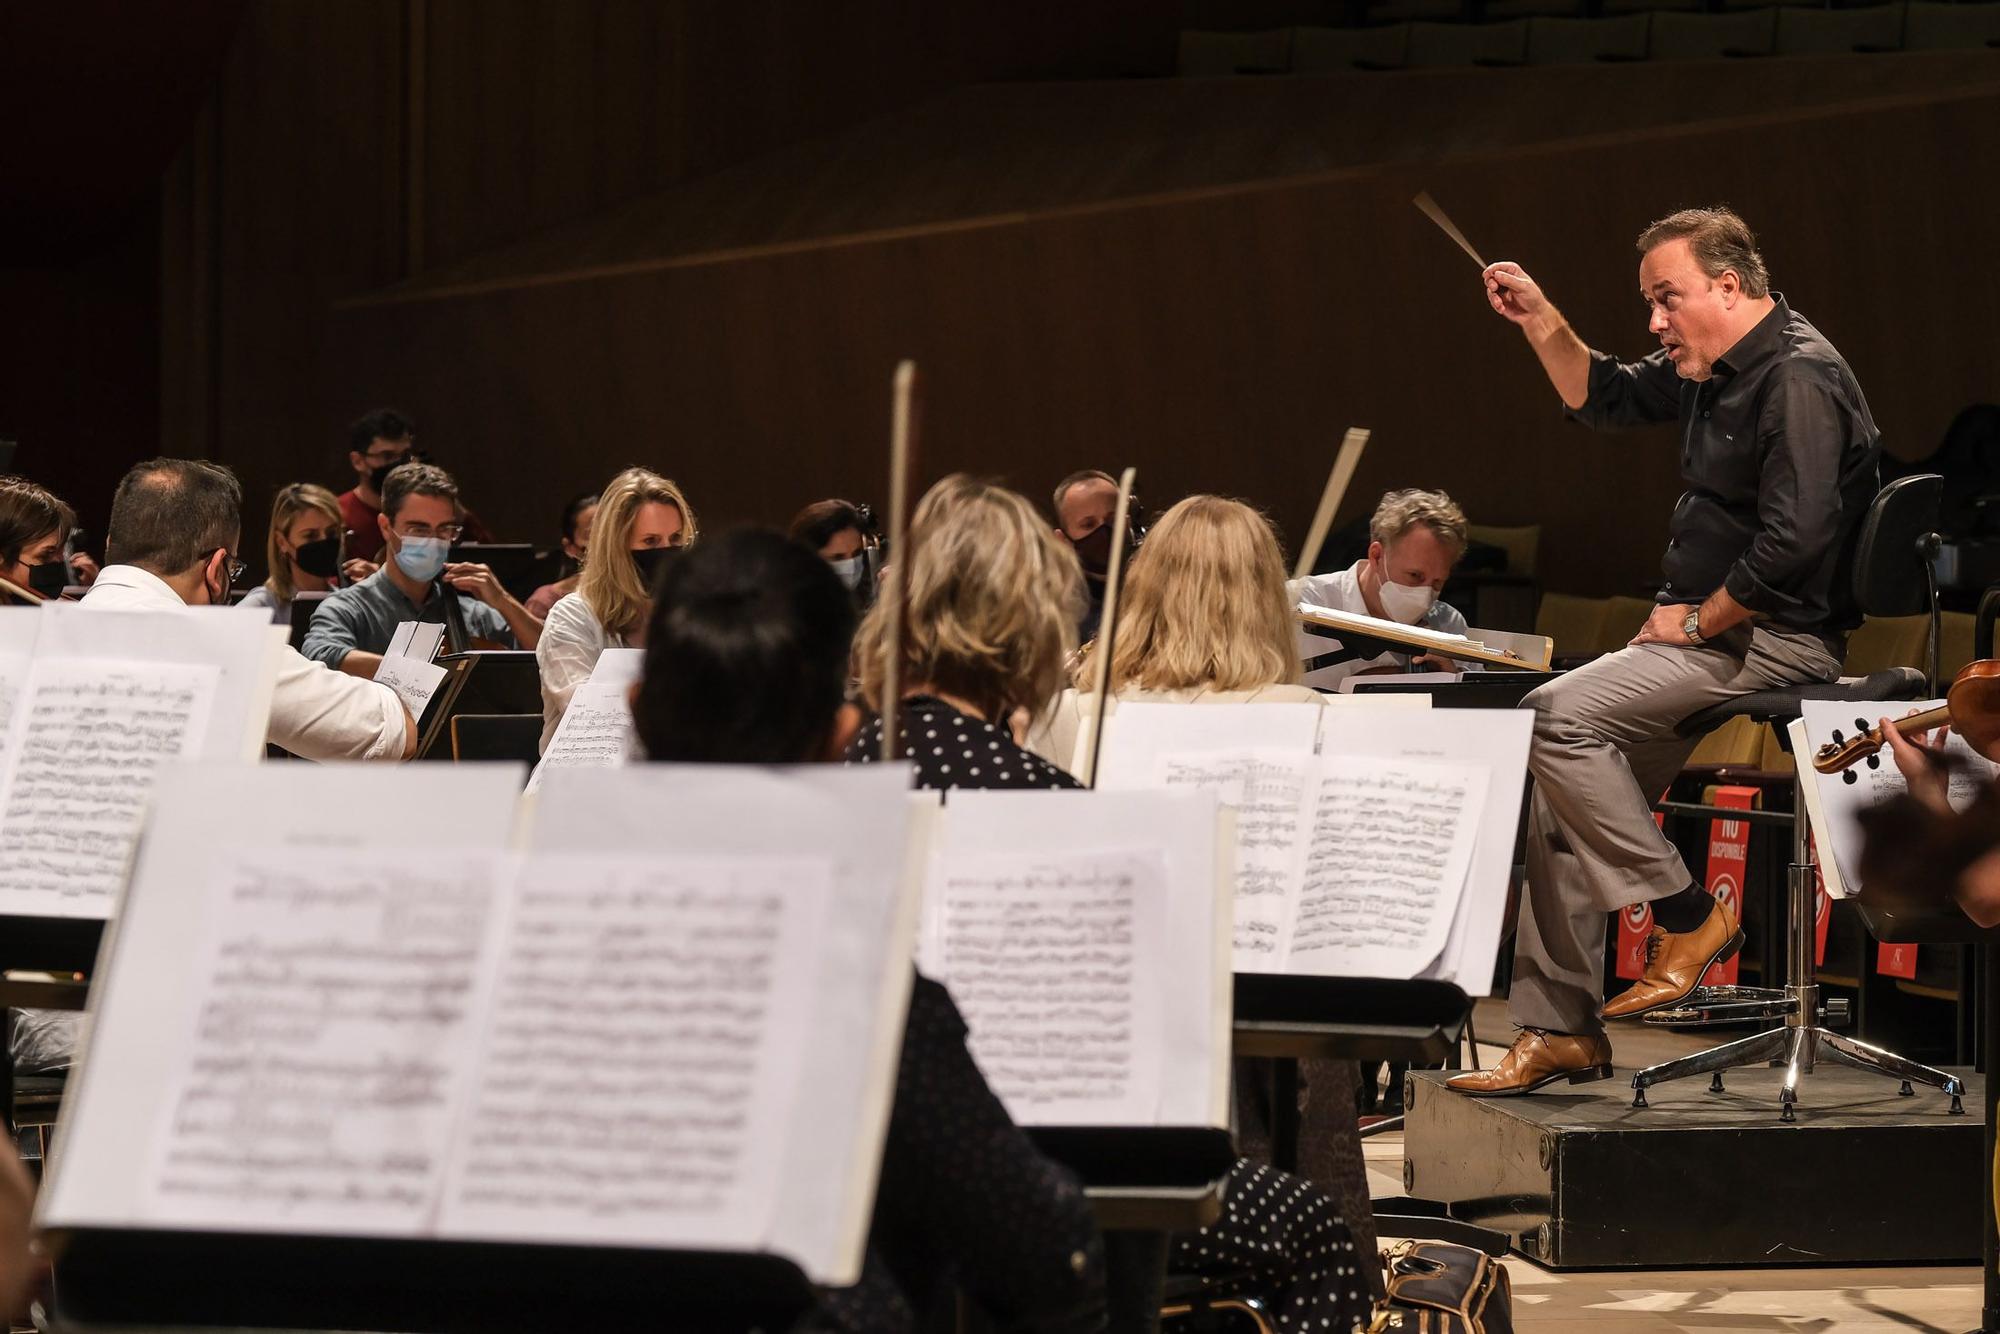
left=1071, top=524, right=1115, bottom=579
left=630, top=544, right=681, bottom=592
left=292, top=536, right=342, bottom=580
left=26, top=560, right=68, bottom=599
left=367, top=447, right=423, bottom=493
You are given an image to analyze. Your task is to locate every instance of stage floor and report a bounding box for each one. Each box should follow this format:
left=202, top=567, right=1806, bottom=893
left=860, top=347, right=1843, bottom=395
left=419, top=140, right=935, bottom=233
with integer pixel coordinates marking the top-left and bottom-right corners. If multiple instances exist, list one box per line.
left=1362, top=999, right=1986, bottom=1331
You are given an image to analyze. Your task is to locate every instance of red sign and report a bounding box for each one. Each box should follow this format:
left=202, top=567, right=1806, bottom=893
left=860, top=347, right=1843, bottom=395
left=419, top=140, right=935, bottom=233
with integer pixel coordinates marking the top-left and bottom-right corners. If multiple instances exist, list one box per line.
left=1616, top=900, right=1654, bottom=981
left=1700, top=786, right=1758, bottom=986
left=1813, top=852, right=1831, bottom=967
left=1877, top=942, right=1919, bottom=980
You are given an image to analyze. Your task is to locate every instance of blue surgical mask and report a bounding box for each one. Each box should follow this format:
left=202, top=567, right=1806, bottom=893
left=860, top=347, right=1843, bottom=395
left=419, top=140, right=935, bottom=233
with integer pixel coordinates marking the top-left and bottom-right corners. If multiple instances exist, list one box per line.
left=393, top=534, right=451, bottom=583
left=829, top=553, right=866, bottom=591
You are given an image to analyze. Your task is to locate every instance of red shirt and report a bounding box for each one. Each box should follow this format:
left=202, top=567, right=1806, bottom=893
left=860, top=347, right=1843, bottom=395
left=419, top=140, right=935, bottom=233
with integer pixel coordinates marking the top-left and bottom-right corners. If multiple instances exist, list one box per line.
left=338, top=489, right=385, bottom=561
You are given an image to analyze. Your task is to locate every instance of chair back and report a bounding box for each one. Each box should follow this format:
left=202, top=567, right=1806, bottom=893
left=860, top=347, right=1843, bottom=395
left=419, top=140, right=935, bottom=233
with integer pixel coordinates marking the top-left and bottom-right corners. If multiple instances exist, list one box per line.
left=1851, top=473, right=1941, bottom=618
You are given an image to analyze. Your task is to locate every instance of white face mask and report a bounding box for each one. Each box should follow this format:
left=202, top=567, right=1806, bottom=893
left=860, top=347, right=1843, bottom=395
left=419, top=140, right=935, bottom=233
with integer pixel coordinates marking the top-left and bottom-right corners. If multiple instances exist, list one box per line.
left=829, top=554, right=866, bottom=591
left=1377, top=576, right=1437, bottom=625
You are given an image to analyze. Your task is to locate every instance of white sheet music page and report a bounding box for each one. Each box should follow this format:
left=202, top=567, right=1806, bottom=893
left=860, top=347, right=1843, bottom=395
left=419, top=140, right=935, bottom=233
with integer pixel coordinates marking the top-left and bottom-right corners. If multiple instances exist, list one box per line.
left=142, top=848, right=512, bottom=1233
left=925, top=846, right=1169, bottom=1125
left=1286, top=755, right=1487, bottom=978
left=442, top=851, right=828, bottom=1249
left=1798, top=699, right=1997, bottom=897
left=1150, top=748, right=1311, bottom=970
left=524, top=652, right=643, bottom=792
left=0, top=657, right=218, bottom=917
left=0, top=606, right=39, bottom=736
left=1093, top=701, right=1323, bottom=789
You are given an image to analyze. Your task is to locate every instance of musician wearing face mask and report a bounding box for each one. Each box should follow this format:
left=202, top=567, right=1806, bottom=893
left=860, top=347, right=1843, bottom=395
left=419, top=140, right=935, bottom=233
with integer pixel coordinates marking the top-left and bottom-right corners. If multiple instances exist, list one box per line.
left=536, top=467, right=697, bottom=753
left=1052, top=469, right=1121, bottom=641
left=303, top=462, right=539, bottom=679
left=0, top=475, right=80, bottom=605
left=337, top=408, right=419, bottom=566
left=240, top=483, right=345, bottom=626
left=788, top=498, right=880, bottom=605
left=1287, top=488, right=1478, bottom=690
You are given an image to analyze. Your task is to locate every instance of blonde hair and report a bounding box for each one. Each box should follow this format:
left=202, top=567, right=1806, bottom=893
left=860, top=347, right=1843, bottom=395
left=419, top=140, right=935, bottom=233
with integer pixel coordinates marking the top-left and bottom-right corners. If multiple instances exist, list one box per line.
left=1078, top=495, right=1299, bottom=694
left=1369, top=488, right=1468, bottom=554
left=577, top=467, right=699, bottom=639
left=854, top=474, right=1082, bottom=724
left=263, top=483, right=342, bottom=604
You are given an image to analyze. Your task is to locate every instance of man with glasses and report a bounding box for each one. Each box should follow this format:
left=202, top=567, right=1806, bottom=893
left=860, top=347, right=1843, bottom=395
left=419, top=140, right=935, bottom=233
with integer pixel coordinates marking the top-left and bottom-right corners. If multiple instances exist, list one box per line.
left=83, top=457, right=415, bottom=760
left=338, top=408, right=420, bottom=566
left=304, top=461, right=541, bottom=678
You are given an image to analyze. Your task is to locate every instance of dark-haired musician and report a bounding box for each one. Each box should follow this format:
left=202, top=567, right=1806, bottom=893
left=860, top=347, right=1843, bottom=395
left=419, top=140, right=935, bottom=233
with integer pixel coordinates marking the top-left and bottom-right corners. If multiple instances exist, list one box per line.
left=1451, top=208, right=1882, bottom=1095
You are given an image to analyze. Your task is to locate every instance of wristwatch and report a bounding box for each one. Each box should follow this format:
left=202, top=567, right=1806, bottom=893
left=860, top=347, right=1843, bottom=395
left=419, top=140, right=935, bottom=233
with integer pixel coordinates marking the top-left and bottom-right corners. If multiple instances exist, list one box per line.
left=1681, top=608, right=1705, bottom=645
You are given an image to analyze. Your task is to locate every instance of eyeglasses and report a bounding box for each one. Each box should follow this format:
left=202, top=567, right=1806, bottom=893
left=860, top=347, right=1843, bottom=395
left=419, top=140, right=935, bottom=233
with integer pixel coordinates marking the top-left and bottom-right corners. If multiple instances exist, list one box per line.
left=363, top=447, right=411, bottom=466
left=395, top=523, right=464, bottom=542
left=220, top=553, right=247, bottom=586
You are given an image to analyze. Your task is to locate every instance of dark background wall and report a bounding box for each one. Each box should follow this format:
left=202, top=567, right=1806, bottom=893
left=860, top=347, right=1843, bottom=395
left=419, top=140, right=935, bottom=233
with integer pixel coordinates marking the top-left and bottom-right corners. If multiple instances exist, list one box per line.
left=6, top=2, right=1996, bottom=596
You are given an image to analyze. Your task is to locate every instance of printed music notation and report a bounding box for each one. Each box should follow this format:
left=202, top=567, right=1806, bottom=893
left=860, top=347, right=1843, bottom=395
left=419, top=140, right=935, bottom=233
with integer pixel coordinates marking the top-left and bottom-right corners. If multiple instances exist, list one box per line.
left=929, top=849, right=1169, bottom=1124
left=1154, top=747, right=1485, bottom=978
left=527, top=679, right=636, bottom=792
left=443, top=854, right=828, bottom=1247
left=0, top=660, right=219, bottom=917
left=147, top=853, right=504, bottom=1230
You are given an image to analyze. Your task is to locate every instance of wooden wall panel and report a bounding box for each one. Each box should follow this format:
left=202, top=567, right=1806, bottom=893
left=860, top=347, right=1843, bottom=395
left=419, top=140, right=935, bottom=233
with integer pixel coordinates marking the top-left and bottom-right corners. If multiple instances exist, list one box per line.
left=320, top=81, right=2000, bottom=599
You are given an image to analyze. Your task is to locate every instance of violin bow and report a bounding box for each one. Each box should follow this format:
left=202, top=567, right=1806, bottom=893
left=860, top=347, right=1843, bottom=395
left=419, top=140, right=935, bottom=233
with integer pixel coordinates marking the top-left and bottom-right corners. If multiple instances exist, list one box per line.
left=1293, top=427, right=1370, bottom=582
left=879, top=360, right=920, bottom=763
left=1078, top=466, right=1139, bottom=790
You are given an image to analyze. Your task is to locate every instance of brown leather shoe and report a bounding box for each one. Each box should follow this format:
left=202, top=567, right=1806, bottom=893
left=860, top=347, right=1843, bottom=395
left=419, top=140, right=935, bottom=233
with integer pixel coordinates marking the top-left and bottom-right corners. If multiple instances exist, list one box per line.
left=1600, top=896, right=1744, bottom=1020
left=1445, top=1028, right=1614, bottom=1097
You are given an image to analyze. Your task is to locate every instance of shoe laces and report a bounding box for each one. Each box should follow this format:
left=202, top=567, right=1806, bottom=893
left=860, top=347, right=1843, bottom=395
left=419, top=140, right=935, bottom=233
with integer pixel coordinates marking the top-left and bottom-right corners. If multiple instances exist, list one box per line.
left=1643, top=928, right=1667, bottom=967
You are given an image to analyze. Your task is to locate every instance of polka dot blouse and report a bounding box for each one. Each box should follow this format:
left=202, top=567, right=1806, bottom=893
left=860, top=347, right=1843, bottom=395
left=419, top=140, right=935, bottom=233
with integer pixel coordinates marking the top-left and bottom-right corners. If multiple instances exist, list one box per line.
left=845, top=696, right=1081, bottom=791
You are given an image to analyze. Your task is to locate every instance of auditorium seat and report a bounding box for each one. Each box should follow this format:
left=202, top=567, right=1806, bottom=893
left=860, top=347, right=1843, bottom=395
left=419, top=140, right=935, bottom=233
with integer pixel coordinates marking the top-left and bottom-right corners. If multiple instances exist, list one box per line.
left=1176, top=28, right=1295, bottom=76
left=1648, top=8, right=1780, bottom=58
left=1292, top=24, right=1415, bottom=71
left=1466, top=522, right=1541, bottom=576
left=1524, top=13, right=1653, bottom=62
left=1773, top=4, right=1906, bottom=54
left=1534, top=591, right=1611, bottom=662
left=1841, top=614, right=1929, bottom=675
left=1940, top=608, right=1976, bottom=678
left=1408, top=19, right=1531, bottom=64
left=1902, top=0, right=2000, bottom=47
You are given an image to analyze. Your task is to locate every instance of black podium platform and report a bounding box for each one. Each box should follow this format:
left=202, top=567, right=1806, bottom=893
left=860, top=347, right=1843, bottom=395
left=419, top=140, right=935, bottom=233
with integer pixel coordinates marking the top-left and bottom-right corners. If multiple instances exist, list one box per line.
left=1403, top=1065, right=1983, bottom=1269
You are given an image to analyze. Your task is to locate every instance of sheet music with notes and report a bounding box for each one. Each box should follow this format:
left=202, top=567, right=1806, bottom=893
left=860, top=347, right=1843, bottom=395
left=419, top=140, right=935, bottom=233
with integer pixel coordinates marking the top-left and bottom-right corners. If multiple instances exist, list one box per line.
left=918, top=789, right=1229, bottom=1128
left=0, top=606, right=39, bottom=736
left=43, top=763, right=921, bottom=1288
left=0, top=658, right=218, bottom=917
left=1796, top=700, right=1998, bottom=898
left=1098, top=702, right=1528, bottom=989
left=0, top=603, right=279, bottom=920
left=146, top=849, right=511, bottom=1232
left=525, top=648, right=643, bottom=792
left=443, top=851, right=827, bottom=1248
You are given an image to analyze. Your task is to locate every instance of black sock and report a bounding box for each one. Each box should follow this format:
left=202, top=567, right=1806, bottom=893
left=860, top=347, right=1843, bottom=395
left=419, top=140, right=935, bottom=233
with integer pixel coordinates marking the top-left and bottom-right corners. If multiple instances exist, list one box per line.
left=1650, top=881, right=1714, bottom=933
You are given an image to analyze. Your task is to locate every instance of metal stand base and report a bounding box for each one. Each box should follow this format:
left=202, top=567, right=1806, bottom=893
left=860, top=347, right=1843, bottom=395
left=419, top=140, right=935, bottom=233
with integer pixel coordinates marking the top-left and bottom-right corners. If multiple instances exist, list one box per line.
left=1630, top=776, right=1965, bottom=1121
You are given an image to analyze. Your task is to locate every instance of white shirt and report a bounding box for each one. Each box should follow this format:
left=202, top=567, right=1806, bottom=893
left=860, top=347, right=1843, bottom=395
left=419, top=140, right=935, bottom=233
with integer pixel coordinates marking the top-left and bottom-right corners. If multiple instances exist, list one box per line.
left=1287, top=562, right=1475, bottom=690
left=536, top=591, right=630, bottom=754
left=1025, top=682, right=1325, bottom=771
left=82, top=565, right=409, bottom=762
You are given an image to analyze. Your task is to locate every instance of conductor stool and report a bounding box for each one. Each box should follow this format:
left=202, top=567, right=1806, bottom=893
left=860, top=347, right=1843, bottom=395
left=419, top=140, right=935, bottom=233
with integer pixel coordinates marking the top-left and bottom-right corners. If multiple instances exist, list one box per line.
left=1629, top=473, right=1966, bottom=1120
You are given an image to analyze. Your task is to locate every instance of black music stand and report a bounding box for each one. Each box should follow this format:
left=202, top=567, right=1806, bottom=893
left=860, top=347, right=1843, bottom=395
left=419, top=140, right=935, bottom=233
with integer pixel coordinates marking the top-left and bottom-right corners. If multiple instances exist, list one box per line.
left=286, top=590, right=331, bottom=651
left=42, top=1230, right=815, bottom=1334
left=416, top=650, right=542, bottom=760
left=1028, top=1126, right=1237, bottom=1334
left=1232, top=974, right=1509, bottom=1255
left=450, top=543, right=547, bottom=601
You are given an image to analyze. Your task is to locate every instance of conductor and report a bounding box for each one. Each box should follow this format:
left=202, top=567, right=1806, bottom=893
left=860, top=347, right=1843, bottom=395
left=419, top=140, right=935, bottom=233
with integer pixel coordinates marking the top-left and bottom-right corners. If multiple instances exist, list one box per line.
left=1449, top=208, right=1881, bottom=1096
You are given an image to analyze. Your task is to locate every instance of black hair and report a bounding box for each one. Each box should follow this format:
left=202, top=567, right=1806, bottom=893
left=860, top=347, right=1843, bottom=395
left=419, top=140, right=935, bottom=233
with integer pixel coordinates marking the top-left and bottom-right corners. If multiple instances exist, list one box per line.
left=348, top=408, right=415, bottom=454
left=787, top=498, right=867, bottom=551
left=106, top=458, right=242, bottom=574
left=561, top=489, right=600, bottom=541
left=633, top=528, right=856, bottom=764
left=0, top=476, right=75, bottom=566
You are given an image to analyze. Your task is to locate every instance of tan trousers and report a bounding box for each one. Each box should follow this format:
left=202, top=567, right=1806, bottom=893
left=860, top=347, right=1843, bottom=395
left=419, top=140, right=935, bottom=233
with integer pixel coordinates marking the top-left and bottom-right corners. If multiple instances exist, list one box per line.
left=1509, top=622, right=1842, bottom=1036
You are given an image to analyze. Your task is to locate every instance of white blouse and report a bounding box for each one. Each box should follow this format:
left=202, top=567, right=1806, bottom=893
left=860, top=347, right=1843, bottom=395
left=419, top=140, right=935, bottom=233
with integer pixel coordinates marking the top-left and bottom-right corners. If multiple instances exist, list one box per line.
left=536, top=591, right=631, bottom=754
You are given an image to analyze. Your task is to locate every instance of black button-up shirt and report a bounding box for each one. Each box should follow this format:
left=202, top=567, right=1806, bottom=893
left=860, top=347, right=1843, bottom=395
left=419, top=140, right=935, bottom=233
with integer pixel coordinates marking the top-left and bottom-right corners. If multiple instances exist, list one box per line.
left=1569, top=296, right=1881, bottom=638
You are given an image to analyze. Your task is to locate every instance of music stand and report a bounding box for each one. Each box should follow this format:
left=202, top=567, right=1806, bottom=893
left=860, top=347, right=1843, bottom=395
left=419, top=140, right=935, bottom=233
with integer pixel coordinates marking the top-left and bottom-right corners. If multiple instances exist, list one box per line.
left=1231, top=974, right=1510, bottom=1255
left=450, top=543, right=545, bottom=602
left=287, top=590, right=331, bottom=651
left=43, top=1230, right=815, bottom=1334
left=416, top=651, right=543, bottom=760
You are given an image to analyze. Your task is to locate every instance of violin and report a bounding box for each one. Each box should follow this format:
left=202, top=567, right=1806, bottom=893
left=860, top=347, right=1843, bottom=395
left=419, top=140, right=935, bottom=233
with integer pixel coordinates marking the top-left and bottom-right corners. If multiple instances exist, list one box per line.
left=1812, top=659, right=2000, bottom=781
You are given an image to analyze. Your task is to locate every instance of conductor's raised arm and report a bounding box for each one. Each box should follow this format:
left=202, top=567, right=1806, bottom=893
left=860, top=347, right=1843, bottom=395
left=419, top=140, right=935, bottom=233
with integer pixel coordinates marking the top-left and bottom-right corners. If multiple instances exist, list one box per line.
left=1483, top=261, right=1591, bottom=411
